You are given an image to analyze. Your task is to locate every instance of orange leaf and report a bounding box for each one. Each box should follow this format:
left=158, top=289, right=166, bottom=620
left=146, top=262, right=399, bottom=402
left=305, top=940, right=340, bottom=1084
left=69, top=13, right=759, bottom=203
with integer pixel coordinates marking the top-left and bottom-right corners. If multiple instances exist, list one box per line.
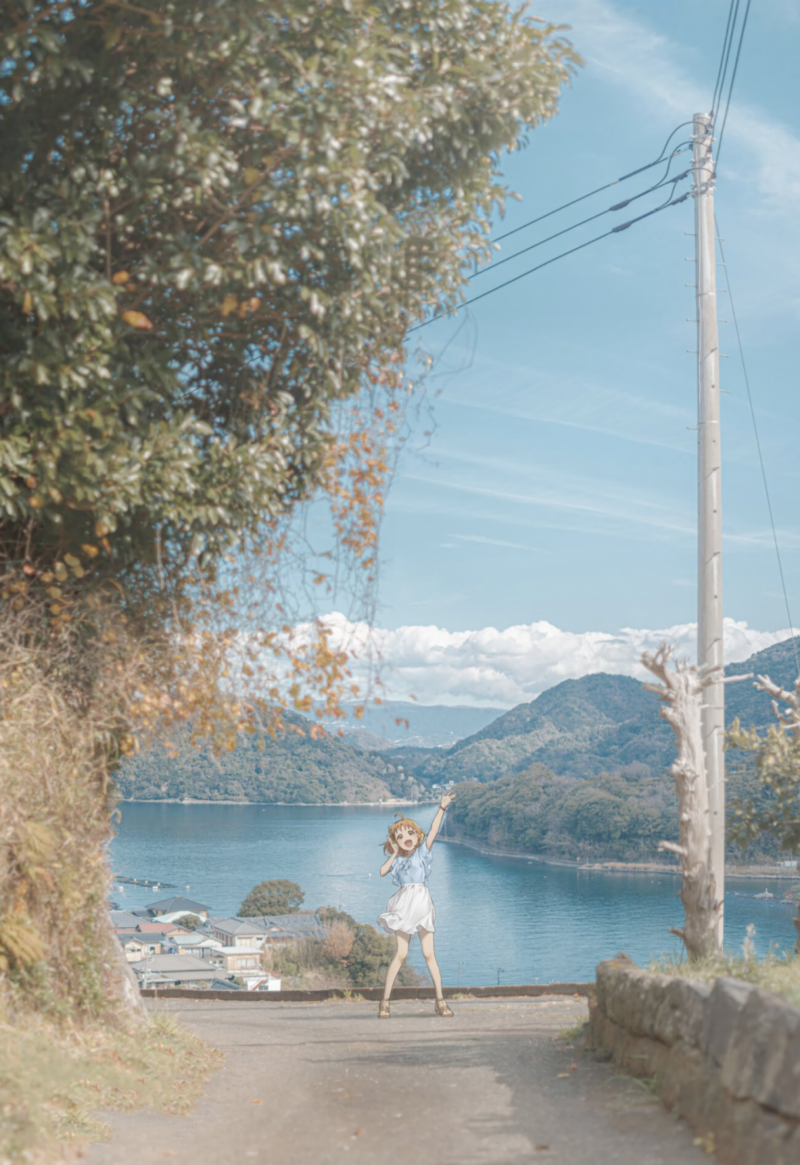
left=220, top=295, right=238, bottom=317
left=112, top=270, right=130, bottom=285
left=122, top=310, right=153, bottom=330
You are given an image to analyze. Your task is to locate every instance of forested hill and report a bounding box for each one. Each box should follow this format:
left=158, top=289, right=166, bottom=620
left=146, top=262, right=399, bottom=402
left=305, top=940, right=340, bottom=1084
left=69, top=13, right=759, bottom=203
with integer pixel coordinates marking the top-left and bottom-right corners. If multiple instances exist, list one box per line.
left=393, top=637, right=800, bottom=787
left=116, top=638, right=798, bottom=805
left=115, top=715, right=427, bottom=804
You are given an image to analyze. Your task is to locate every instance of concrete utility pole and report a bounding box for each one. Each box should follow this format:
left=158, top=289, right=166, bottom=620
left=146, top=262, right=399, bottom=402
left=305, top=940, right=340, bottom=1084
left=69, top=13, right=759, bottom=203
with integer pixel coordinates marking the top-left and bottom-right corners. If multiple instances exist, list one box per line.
left=693, top=111, right=724, bottom=950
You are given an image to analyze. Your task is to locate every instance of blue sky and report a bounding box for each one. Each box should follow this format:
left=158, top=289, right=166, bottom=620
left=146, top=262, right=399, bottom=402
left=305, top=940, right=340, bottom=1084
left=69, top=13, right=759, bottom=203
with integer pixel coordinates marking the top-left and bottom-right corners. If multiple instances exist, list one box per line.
left=321, top=0, right=800, bottom=705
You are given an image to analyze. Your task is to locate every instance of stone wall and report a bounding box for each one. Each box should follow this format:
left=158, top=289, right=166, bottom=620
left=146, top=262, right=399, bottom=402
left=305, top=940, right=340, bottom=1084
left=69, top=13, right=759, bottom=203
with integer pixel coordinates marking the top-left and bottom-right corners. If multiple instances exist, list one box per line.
left=589, top=953, right=800, bottom=1165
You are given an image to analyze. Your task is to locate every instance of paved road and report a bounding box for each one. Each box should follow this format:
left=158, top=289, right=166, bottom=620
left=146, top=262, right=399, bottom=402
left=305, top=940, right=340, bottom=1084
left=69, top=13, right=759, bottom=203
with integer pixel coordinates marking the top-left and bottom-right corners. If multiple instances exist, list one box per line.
left=87, top=996, right=710, bottom=1165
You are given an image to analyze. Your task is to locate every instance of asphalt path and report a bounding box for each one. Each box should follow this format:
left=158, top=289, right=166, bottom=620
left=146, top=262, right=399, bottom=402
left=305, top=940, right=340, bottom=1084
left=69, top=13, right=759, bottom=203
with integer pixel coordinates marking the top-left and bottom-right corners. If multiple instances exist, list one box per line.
left=86, top=996, right=710, bottom=1165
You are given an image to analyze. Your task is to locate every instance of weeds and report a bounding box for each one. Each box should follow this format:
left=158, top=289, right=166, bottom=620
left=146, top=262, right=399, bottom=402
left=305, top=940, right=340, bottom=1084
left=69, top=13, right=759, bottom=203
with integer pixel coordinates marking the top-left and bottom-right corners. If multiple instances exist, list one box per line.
left=559, top=1020, right=590, bottom=1044
left=0, top=1009, right=222, bottom=1163
left=650, top=928, right=800, bottom=1008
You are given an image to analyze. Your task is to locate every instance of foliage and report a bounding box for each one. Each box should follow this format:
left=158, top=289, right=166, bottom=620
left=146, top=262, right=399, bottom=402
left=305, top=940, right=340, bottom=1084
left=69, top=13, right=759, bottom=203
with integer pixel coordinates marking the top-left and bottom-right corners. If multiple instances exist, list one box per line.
left=446, top=765, right=680, bottom=863
left=397, top=639, right=800, bottom=789
left=267, top=909, right=419, bottom=989
left=321, top=920, right=356, bottom=963
left=0, top=1009, right=222, bottom=1163
left=239, top=879, right=304, bottom=917
left=173, top=913, right=203, bottom=931
left=1, top=0, right=577, bottom=582
left=0, top=0, right=576, bottom=1018
left=0, top=605, right=140, bottom=1017
left=115, top=715, right=426, bottom=803
left=445, top=763, right=780, bottom=866
left=727, top=675, right=800, bottom=859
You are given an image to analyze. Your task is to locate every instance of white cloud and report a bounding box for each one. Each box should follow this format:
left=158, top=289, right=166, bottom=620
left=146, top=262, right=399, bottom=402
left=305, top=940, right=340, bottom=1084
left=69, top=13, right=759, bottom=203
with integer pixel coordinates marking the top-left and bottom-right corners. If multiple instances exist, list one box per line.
left=556, top=0, right=800, bottom=216
left=314, top=613, right=793, bottom=708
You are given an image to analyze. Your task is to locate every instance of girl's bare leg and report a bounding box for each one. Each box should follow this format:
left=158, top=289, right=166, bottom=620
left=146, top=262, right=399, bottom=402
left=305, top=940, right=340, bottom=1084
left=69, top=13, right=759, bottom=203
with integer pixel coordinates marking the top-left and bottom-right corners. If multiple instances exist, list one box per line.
left=419, top=929, right=444, bottom=999
left=382, top=931, right=410, bottom=1001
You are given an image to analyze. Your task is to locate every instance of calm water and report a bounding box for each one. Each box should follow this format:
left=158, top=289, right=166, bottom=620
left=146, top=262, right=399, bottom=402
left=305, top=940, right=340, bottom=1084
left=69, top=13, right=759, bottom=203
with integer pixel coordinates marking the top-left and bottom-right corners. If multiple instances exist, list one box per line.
left=109, top=803, right=798, bottom=985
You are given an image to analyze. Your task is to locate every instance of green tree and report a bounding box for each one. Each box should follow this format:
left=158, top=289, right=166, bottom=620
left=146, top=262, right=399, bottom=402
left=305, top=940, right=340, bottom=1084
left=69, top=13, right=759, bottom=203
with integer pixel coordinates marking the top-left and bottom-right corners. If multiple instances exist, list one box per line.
left=173, top=913, right=203, bottom=931
left=344, top=925, right=395, bottom=988
left=239, top=879, right=304, bottom=917
left=0, top=0, right=577, bottom=1017
left=1, top=0, right=577, bottom=586
left=728, top=673, right=800, bottom=949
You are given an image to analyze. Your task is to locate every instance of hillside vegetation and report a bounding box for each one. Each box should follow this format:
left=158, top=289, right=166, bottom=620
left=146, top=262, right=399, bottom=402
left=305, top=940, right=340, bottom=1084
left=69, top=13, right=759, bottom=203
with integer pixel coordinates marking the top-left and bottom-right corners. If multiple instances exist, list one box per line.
left=444, top=759, right=781, bottom=865
left=397, top=638, right=800, bottom=787
left=116, top=716, right=427, bottom=803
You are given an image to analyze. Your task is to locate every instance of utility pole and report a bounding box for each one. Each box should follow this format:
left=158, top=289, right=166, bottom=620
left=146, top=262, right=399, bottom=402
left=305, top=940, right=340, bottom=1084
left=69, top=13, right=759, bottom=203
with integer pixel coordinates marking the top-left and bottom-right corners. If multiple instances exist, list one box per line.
left=693, top=111, right=724, bottom=950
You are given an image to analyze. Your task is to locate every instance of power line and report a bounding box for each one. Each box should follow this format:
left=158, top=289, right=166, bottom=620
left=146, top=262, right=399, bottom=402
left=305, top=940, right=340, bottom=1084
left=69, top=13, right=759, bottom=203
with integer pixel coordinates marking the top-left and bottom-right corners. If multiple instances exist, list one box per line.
left=407, top=190, right=689, bottom=334
left=715, top=0, right=752, bottom=163
left=491, top=130, right=693, bottom=246
left=714, top=216, right=799, bottom=675
left=472, top=167, right=690, bottom=282
left=710, top=0, right=740, bottom=120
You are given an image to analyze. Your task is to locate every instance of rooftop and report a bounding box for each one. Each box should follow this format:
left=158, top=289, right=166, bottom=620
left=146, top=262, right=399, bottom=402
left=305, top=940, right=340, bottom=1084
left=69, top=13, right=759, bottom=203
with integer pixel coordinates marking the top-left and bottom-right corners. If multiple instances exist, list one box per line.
left=144, top=896, right=210, bottom=915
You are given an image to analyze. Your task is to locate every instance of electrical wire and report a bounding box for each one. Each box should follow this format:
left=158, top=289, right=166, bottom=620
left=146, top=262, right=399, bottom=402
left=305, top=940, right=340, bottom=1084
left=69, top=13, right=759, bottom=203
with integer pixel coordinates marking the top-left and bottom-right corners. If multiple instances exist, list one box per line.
left=715, top=0, right=752, bottom=163
left=491, top=128, right=694, bottom=246
left=407, top=190, right=690, bottom=334
left=710, top=0, right=740, bottom=121
left=714, top=216, right=800, bottom=675
left=472, top=166, right=690, bottom=282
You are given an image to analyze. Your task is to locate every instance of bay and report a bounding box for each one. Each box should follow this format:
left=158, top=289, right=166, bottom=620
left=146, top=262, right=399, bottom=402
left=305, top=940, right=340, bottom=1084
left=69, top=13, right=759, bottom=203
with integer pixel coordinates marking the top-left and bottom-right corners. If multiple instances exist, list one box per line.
left=109, top=802, right=798, bottom=986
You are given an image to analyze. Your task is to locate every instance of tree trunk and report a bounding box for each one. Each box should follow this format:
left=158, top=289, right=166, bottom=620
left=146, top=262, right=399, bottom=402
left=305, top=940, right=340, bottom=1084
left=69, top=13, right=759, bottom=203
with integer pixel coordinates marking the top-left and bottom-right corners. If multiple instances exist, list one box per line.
left=642, top=644, right=721, bottom=960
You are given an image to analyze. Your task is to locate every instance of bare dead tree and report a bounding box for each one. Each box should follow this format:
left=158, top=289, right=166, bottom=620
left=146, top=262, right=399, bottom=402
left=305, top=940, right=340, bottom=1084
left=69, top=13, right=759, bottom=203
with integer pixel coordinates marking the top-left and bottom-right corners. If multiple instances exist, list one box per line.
left=642, top=644, right=722, bottom=959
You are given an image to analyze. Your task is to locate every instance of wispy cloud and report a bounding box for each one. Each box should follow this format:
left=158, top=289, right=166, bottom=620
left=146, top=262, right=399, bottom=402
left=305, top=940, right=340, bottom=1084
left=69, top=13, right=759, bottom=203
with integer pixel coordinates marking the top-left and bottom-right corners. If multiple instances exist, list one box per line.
left=557, top=0, right=800, bottom=216
left=452, top=533, right=548, bottom=552
left=313, top=613, right=794, bottom=707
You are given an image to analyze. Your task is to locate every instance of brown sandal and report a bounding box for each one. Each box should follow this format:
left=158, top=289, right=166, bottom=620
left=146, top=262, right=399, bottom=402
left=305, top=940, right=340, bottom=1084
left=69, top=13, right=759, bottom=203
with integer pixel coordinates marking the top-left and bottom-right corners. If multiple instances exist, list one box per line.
left=378, top=1001, right=391, bottom=1019
left=435, top=998, right=454, bottom=1017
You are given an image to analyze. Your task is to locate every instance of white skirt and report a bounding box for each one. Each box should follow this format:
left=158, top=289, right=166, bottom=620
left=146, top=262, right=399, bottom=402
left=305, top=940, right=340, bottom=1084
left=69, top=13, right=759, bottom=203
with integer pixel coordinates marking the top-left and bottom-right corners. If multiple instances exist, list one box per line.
left=377, top=883, right=435, bottom=936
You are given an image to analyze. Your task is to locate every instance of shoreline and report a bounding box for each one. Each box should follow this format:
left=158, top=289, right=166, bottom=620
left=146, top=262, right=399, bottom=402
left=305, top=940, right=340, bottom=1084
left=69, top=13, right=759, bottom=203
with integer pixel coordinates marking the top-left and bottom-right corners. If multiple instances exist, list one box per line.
left=117, top=801, right=797, bottom=881
left=119, top=797, right=436, bottom=808
left=438, top=834, right=799, bottom=881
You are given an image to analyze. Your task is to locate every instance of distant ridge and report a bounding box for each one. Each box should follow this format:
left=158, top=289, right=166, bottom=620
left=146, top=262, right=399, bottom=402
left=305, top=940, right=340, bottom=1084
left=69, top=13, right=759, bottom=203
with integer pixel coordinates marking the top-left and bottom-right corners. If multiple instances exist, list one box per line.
left=395, top=637, right=800, bottom=786
left=320, top=701, right=505, bottom=750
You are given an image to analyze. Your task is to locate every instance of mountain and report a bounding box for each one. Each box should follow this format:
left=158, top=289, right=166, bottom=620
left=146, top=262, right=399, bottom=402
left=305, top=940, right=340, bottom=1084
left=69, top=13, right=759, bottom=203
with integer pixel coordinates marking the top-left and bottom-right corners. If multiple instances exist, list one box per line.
left=115, top=714, right=428, bottom=804
left=319, top=701, right=505, bottom=750
left=397, top=637, right=800, bottom=787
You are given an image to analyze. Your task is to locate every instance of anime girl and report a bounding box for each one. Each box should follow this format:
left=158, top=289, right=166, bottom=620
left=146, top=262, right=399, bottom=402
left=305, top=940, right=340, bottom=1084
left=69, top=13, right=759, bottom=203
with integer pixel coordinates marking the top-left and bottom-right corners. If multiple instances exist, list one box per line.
left=376, top=791, right=456, bottom=1018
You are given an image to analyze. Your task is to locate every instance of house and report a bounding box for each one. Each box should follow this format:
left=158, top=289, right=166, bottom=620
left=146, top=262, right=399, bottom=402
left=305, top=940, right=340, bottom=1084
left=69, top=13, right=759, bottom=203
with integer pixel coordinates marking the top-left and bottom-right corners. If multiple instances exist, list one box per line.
left=144, top=896, right=210, bottom=920
left=213, top=946, right=264, bottom=975
left=129, top=954, right=233, bottom=987
left=168, top=934, right=223, bottom=961
left=121, top=921, right=187, bottom=937
left=241, top=973, right=282, bottom=992
left=149, top=909, right=207, bottom=926
left=120, top=934, right=165, bottom=962
left=210, top=918, right=270, bottom=949
left=261, top=912, right=330, bottom=941
left=109, top=909, right=143, bottom=929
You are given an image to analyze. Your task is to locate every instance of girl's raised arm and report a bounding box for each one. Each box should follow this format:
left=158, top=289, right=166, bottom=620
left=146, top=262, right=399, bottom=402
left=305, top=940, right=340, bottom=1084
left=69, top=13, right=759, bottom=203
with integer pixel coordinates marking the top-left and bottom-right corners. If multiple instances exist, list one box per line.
left=425, top=792, right=455, bottom=850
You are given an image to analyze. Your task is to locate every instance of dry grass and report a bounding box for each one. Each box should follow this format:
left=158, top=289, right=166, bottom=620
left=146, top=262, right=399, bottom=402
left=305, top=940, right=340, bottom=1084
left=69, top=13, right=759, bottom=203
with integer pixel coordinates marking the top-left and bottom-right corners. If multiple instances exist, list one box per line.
left=651, top=932, right=800, bottom=1009
left=0, top=1009, right=222, bottom=1164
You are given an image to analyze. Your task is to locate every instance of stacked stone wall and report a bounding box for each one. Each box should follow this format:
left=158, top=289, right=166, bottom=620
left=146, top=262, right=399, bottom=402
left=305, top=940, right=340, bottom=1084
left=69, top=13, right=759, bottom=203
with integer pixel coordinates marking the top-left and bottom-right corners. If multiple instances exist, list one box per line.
left=589, top=954, right=800, bottom=1165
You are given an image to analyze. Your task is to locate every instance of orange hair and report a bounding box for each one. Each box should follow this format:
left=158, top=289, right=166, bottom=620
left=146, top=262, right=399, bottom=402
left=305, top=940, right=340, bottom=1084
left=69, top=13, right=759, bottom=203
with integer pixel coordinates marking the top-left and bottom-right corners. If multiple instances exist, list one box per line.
left=382, top=814, right=425, bottom=855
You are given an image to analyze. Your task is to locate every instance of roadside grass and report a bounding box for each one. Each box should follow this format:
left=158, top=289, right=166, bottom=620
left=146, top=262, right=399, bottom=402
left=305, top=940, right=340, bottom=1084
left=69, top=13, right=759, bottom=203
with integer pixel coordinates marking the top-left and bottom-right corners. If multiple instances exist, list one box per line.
left=0, top=1010, right=222, bottom=1164
left=559, top=1019, right=590, bottom=1044
left=650, top=940, right=800, bottom=1009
